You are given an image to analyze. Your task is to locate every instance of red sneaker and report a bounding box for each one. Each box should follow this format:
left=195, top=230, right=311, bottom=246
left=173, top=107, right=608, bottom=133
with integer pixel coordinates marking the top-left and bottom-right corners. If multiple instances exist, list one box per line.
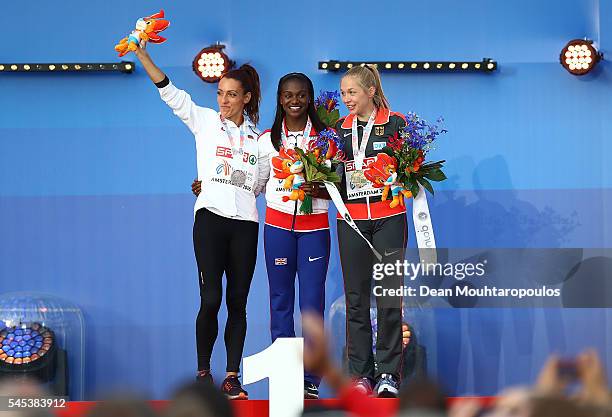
left=352, top=377, right=374, bottom=396
left=196, top=369, right=213, bottom=384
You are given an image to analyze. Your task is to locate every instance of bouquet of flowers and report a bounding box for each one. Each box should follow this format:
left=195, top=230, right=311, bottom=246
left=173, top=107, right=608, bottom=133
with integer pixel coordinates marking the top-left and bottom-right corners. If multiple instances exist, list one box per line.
left=364, top=113, right=447, bottom=207
left=271, top=90, right=345, bottom=214
left=315, top=90, right=341, bottom=128
left=291, top=91, right=345, bottom=213
left=294, top=128, right=344, bottom=214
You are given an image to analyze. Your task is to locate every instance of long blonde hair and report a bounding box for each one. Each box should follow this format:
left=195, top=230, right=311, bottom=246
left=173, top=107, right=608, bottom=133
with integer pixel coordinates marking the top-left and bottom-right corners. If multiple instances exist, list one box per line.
left=342, top=64, right=390, bottom=109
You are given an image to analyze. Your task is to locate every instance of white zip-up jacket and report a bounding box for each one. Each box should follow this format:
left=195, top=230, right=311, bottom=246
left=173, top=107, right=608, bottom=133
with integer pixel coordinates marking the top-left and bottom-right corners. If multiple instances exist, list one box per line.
left=157, top=79, right=265, bottom=222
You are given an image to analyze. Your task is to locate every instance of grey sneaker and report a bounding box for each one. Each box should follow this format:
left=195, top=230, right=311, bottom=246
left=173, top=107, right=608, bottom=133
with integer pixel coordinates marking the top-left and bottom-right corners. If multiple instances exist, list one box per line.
left=374, top=373, right=399, bottom=398
left=304, top=381, right=319, bottom=399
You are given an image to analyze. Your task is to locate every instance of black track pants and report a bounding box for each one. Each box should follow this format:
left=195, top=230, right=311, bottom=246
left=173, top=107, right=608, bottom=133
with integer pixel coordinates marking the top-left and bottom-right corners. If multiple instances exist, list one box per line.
left=337, top=213, right=407, bottom=379
left=193, top=208, right=258, bottom=372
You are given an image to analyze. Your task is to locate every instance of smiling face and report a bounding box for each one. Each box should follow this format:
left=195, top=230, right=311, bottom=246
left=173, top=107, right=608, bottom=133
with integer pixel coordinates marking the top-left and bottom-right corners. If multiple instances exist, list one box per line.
left=217, top=77, right=251, bottom=124
left=340, top=75, right=375, bottom=117
left=279, top=78, right=310, bottom=121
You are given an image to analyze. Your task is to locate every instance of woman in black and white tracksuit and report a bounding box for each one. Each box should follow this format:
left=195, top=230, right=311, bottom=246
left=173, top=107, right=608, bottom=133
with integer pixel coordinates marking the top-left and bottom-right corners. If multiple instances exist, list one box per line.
left=134, top=44, right=265, bottom=400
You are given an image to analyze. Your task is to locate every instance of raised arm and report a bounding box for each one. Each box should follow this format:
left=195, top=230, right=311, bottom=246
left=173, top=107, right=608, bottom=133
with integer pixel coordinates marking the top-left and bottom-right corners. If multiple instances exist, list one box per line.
left=133, top=43, right=208, bottom=135
left=133, top=43, right=166, bottom=84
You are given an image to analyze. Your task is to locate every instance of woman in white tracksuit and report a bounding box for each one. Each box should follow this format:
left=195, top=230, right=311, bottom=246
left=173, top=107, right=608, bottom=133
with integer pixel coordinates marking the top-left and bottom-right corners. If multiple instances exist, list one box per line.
left=134, top=43, right=266, bottom=400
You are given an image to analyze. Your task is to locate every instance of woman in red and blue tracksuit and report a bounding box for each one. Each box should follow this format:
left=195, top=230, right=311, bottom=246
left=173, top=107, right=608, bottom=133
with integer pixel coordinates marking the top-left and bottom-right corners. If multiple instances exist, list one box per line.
left=257, top=73, right=332, bottom=400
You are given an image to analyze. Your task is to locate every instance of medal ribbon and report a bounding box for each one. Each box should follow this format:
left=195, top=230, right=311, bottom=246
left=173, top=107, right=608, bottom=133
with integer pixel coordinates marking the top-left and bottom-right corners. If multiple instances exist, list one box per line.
left=325, top=181, right=438, bottom=264
left=221, top=115, right=247, bottom=170
left=281, top=117, right=312, bottom=150
left=351, top=109, right=377, bottom=170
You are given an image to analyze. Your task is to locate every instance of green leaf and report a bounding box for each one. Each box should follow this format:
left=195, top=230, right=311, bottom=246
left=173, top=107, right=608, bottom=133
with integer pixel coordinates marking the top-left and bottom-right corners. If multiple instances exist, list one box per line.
left=312, top=172, right=327, bottom=182
left=300, top=195, right=313, bottom=214
left=316, top=106, right=327, bottom=120
left=381, top=146, right=395, bottom=157
left=417, top=176, right=434, bottom=194
left=326, top=173, right=341, bottom=183
left=409, top=180, right=420, bottom=197
left=329, top=109, right=340, bottom=127
left=424, top=169, right=447, bottom=182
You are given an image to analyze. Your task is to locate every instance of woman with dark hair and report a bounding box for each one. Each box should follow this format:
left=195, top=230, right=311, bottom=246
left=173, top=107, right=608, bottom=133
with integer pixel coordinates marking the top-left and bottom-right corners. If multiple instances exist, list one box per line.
left=134, top=43, right=265, bottom=400
left=259, top=73, right=331, bottom=399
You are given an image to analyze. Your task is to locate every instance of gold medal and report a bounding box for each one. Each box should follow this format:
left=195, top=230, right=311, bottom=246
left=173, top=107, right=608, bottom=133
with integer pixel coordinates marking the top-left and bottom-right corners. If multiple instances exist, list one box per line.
left=350, top=170, right=369, bottom=189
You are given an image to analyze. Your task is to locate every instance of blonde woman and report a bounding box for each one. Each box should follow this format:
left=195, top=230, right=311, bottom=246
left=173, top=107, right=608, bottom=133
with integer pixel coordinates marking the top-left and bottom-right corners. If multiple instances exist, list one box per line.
left=335, top=65, right=408, bottom=397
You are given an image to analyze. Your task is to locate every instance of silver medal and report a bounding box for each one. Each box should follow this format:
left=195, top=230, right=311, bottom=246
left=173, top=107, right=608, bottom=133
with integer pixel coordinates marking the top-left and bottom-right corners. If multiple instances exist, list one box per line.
left=230, top=170, right=247, bottom=187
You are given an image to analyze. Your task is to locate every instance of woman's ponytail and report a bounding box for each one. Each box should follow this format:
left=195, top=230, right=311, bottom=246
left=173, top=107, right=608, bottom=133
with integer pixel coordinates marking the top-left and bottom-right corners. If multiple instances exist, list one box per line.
left=343, top=64, right=390, bottom=110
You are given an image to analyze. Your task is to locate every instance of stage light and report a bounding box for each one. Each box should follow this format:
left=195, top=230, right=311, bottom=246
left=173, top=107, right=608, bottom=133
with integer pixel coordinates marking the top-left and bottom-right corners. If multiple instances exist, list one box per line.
left=193, top=44, right=234, bottom=83
left=318, top=58, right=497, bottom=73
left=0, top=323, right=55, bottom=367
left=0, top=62, right=134, bottom=74
left=560, top=39, right=602, bottom=75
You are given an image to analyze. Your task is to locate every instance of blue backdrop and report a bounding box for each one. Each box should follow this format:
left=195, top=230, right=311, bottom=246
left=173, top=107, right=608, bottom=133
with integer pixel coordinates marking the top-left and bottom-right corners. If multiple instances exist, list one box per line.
left=1, top=0, right=610, bottom=400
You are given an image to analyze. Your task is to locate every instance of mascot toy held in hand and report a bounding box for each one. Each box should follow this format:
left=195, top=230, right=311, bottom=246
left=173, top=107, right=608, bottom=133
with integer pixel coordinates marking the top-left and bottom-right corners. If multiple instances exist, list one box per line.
left=364, top=153, right=412, bottom=208
left=272, top=148, right=306, bottom=202
left=115, top=10, right=170, bottom=57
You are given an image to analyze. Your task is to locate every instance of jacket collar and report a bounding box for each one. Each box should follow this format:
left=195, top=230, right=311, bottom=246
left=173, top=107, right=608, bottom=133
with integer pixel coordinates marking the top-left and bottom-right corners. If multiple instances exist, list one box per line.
left=341, top=107, right=391, bottom=129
